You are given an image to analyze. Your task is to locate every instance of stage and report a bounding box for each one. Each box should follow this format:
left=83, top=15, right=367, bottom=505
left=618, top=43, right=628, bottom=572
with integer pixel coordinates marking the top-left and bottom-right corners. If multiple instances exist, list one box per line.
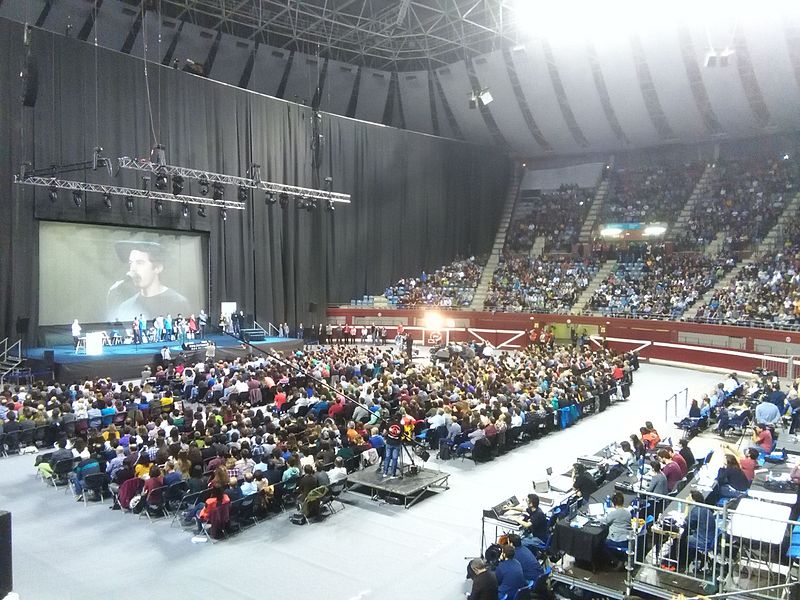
left=346, top=465, right=451, bottom=508
left=21, top=334, right=304, bottom=381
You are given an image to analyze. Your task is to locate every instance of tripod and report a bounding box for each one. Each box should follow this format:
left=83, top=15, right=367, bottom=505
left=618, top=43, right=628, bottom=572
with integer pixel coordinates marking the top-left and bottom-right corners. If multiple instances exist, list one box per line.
left=397, top=441, right=417, bottom=479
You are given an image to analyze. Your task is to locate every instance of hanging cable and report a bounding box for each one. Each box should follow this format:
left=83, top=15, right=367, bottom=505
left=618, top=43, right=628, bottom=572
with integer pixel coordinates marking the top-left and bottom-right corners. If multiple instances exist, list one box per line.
left=141, top=1, right=159, bottom=147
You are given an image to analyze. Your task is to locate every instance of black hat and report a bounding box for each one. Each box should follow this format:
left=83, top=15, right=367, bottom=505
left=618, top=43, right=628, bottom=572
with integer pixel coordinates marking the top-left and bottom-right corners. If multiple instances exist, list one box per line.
left=115, top=240, right=164, bottom=264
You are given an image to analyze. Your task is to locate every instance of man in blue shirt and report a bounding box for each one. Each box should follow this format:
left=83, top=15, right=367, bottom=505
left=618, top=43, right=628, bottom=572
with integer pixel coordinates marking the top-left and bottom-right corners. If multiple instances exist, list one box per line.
left=495, top=545, right=526, bottom=600
left=507, top=534, right=543, bottom=584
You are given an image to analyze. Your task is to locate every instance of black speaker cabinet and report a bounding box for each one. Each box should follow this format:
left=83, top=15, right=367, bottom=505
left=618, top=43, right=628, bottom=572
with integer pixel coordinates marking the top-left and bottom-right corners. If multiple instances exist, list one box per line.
left=43, top=350, right=55, bottom=366
left=0, top=510, right=12, bottom=596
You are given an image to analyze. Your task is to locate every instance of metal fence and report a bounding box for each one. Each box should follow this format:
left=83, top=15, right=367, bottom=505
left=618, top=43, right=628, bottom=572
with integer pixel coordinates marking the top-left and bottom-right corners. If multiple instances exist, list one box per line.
left=624, top=489, right=799, bottom=599
left=761, top=355, right=797, bottom=381
left=664, top=387, right=689, bottom=423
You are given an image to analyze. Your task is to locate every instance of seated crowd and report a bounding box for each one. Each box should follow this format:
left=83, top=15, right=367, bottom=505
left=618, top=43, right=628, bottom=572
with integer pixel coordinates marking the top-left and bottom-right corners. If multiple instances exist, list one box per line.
left=506, top=185, right=592, bottom=254
left=384, top=256, right=482, bottom=308
left=588, top=250, right=734, bottom=318
left=601, top=162, right=704, bottom=224
left=484, top=255, right=599, bottom=313
left=4, top=337, right=638, bottom=536
left=696, top=228, right=800, bottom=325
left=683, top=156, right=797, bottom=253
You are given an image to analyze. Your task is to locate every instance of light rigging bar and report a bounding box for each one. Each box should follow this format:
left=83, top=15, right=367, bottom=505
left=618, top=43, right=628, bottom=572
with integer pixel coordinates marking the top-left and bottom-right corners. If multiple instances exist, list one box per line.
left=116, top=157, right=352, bottom=203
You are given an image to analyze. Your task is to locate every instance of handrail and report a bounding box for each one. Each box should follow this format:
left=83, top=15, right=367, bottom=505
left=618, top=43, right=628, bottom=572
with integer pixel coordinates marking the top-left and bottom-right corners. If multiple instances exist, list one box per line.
left=664, top=386, right=689, bottom=422
left=8, top=340, right=21, bottom=363
left=251, top=320, right=268, bottom=334
left=0, top=337, right=7, bottom=360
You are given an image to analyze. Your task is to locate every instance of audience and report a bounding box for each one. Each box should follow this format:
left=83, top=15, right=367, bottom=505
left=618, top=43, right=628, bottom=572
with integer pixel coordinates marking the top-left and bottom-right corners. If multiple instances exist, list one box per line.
left=384, top=257, right=482, bottom=308
left=507, top=185, right=593, bottom=253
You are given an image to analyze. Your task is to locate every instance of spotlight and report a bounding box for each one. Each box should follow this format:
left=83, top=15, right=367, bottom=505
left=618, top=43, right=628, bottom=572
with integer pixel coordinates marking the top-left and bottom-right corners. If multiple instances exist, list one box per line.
left=212, top=182, right=224, bottom=201
left=72, top=190, right=82, bottom=207
left=182, top=201, right=189, bottom=217
left=125, top=196, right=135, bottom=212
left=784, top=154, right=790, bottom=160
left=279, top=192, right=290, bottom=209
left=199, top=175, right=209, bottom=196
left=102, top=192, right=112, bottom=209
left=197, top=206, right=207, bottom=218
left=154, top=199, right=164, bottom=214
left=221, top=208, right=227, bottom=221
left=237, top=185, right=248, bottom=202
left=172, top=174, right=184, bottom=196
left=307, top=198, right=318, bottom=212
left=325, top=199, right=335, bottom=212
left=48, top=184, right=58, bottom=203
left=154, top=167, right=168, bottom=191
left=296, top=195, right=307, bottom=210
left=265, top=191, right=276, bottom=205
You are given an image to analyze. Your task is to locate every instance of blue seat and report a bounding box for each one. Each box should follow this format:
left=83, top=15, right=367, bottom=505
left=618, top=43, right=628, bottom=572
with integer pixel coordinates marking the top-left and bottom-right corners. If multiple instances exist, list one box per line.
left=787, top=525, right=800, bottom=559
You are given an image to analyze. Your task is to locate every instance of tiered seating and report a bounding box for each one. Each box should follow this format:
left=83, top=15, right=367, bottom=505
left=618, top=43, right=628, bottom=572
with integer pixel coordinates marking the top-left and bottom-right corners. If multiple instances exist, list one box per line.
left=697, top=223, right=800, bottom=325
left=684, top=156, right=798, bottom=252
left=602, top=162, right=703, bottom=224
left=588, top=253, right=735, bottom=318
left=507, top=185, right=592, bottom=253
left=484, top=256, right=599, bottom=313
left=384, top=257, right=482, bottom=308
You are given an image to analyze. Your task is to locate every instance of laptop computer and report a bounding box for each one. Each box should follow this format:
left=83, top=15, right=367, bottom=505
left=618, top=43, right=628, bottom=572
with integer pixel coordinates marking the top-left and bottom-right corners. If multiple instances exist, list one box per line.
left=587, top=502, right=606, bottom=517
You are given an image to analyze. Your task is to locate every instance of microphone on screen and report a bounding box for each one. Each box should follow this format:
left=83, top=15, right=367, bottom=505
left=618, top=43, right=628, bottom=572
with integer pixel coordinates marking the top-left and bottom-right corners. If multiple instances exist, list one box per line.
left=108, top=273, right=134, bottom=292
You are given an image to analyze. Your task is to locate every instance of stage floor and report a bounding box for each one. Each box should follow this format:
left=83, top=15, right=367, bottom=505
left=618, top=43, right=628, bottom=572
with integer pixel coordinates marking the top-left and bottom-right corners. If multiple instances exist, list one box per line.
left=346, top=465, right=451, bottom=508
left=22, top=334, right=304, bottom=381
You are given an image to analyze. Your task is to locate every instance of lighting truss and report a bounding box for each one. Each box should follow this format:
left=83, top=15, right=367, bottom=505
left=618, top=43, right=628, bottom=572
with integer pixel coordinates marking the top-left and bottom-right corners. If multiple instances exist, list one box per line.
left=13, top=176, right=247, bottom=210
left=117, top=157, right=351, bottom=204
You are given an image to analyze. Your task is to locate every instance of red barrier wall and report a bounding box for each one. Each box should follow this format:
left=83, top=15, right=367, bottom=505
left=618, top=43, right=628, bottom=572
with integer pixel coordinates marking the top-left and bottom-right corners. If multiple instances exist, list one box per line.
left=326, top=308, right=797, bottom=373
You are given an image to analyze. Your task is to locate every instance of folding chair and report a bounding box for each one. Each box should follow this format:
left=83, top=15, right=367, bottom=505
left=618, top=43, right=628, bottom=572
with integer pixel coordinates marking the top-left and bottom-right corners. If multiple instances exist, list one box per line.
left=140, top=485, right=169, bottom=521
left=82, top=473, right=111, bottom=506
left=48, top=458, right=78, bottom=488
left=323, top=480, right=347, bottom=514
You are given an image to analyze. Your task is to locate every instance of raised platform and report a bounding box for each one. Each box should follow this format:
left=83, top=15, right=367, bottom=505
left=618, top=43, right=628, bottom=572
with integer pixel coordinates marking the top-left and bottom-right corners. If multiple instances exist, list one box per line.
left=346, top=466, right=451, bottom=508
left=21, top=335, right=303, bottom=381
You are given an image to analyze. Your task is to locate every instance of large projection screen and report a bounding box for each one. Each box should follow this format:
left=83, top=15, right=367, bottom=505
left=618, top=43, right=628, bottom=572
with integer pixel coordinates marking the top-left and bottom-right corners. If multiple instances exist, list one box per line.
left=39, top=221, right=207, bottom=325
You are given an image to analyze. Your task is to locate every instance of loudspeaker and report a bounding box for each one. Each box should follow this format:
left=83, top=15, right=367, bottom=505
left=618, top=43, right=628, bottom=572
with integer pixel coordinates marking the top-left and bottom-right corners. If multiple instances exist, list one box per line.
left=0, top=511, right=11, bottom=597
left=21, top=54, right=38, bottom=107
left=43, top=350, right=54, bottom=366
left=308, top=302, right=318, bottom=313
left=15, top=317, right=29, bottom=334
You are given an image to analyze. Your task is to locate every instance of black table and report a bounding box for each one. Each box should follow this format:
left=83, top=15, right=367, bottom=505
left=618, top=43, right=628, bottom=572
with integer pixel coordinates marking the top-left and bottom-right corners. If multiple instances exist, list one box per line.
left=552, top=521, right=608, bottom=570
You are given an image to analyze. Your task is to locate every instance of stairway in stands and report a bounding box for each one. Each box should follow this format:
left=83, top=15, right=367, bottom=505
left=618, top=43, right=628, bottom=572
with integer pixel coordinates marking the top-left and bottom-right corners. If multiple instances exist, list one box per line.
left=570, top=260, right=617, bottom=315
left=689, top=192, right=800, bottom=318
left=0, top=338, right=23, bottom=384
left=469, top=168, right=523, bottom=311
left=578, top=178, right=609, bottom=243
left=529, top=235, right=546, bottom=258
left=672, top=163, right=715, bottom=241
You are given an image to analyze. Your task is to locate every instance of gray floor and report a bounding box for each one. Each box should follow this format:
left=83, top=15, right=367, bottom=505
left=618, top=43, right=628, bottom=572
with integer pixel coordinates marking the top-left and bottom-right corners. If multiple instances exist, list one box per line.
left=0, top=364, right=721, bottom=600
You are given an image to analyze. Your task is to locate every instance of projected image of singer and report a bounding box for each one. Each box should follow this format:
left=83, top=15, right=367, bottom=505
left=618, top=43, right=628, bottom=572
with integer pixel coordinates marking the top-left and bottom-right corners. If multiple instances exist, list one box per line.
left=107, top=240, right=190, bottom=320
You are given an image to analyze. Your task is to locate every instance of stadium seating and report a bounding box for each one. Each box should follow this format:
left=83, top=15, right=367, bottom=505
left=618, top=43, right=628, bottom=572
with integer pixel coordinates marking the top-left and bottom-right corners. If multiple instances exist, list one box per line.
left=384, top=257, right=483, bottom=308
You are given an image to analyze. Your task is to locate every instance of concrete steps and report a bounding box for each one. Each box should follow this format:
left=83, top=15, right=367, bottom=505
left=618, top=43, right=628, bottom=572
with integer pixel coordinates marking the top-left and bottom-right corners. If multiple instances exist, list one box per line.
left=469, top=170, right=523, bottom=311
left=530, top=236, right=546, bottom=258
left=579, top=180, right=609, bottom=243
left=570, top=259, right=617, bottom=314
left=673, top=163, right=715, bottom=238
left=761, top=193, right=800, bottom=252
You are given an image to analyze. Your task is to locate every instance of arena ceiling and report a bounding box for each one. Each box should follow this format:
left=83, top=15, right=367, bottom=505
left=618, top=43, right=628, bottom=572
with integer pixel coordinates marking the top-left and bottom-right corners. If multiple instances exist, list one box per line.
left=141, top=0, right=515, bottom=70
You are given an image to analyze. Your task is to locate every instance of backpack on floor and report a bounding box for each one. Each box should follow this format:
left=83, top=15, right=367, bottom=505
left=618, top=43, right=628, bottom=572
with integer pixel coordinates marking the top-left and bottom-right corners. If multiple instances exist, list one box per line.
left=438, top=441, right=451, bottom=461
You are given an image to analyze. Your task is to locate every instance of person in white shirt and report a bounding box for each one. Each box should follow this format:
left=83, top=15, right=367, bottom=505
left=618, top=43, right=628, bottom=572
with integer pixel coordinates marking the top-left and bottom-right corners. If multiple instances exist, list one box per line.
left=427, top=408, right=446, bottom=430
left=71, top=319, right=82, bottom=351
left=328, top=457, right=348, bottom=484
left=160, top=346, right=171, bottom=360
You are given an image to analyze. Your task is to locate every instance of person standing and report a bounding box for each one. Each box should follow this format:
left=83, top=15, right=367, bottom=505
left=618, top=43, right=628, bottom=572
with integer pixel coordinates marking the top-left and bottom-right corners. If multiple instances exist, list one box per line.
left=198, top=309, right=208, bottom=339
left=205, top=340, right=216, bottom=363
left=382, top=418, right=403, bottom=479
left=132, top=316, right=141, bottom=345
left=297, top=322, right=304, bottom=340
left=71, top=319, right=82, bottom=352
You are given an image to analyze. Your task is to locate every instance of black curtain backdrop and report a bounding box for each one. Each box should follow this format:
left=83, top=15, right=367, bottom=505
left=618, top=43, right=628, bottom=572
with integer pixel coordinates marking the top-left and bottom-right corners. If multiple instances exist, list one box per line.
left=0, top=19, right=510, bottom=342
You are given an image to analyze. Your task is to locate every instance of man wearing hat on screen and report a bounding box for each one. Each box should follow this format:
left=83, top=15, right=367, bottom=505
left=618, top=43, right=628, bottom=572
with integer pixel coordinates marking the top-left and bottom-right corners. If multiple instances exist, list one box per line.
left=108, top=240, right=191, bottom=320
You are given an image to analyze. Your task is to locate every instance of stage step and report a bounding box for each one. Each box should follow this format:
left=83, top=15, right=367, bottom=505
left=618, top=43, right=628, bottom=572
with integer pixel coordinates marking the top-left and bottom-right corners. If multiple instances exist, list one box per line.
left=240, top=328, right=267, bottom=342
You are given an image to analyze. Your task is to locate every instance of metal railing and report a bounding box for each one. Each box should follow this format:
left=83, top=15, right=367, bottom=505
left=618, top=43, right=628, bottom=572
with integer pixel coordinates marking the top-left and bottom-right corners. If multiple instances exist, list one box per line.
left=762, top=355, right=797, bottom=381
left=625, top=488, right=800, bottom=599
left=664, top=387, right=689, bottom=422
left=0, top=338, right=23, bottom=385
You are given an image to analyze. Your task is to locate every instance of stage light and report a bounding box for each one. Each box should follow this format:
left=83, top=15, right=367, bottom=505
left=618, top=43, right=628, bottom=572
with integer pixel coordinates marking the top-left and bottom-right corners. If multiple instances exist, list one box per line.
left=221, top=208, right=227, bottom=221
left=306, top=198, right=317, bottom=212
left=265, top=191, right=276, bottom=205
left=197, top=206, right=207, bottom=218
left=72, top=190, right=82, bottom=207
left=478, top=89, right=493, bottom=106
left=171, top=174, right=184, bottom=196
left=212, top=182, right=224, bottom=201
left=279, top=193, right=290, bottom=209
left=182, top=201, right=189, bottom=218
left=154, top=199, right=164, bottom=214
left=237, top=185, right=248, bottom=202
left=199, top=175, right=209, bottom=196
left=325, top=199, right=335, bottom=212
left=102, top=192, right=112, bottom=209
left=154, top=167, right=168, bottom=191
left=125, top=195, right=135, bottom=212
left=424, top=312, right=443, bottom=331
left=48, top=184, right=58, bottom=203
left=784, top=154, right=790, bottom=160
left=600, top=227, right=623, bottom=237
